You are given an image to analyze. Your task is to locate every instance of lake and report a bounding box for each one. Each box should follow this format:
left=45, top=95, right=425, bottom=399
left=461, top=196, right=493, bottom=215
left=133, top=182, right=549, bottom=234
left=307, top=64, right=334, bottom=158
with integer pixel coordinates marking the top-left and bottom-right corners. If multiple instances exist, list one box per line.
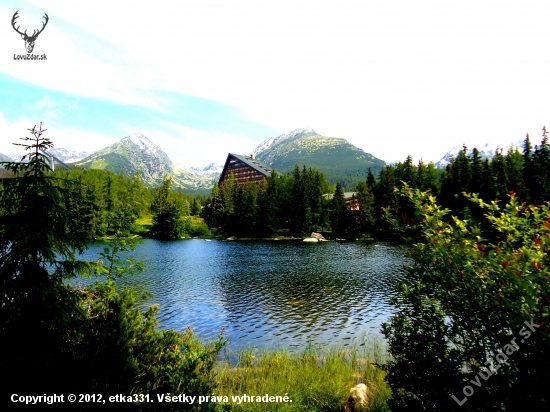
left=81, top=239, right=412, bottom=350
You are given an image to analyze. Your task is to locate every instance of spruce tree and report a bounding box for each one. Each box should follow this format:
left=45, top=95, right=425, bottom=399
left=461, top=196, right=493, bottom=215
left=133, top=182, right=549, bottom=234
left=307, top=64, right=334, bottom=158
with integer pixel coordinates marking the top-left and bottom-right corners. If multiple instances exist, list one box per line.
left=150, top=176, right=182, bottom=239
left=469, top=147, right=483, bottom=195
left=257, top=170, right=280, bottom=237
left=522, top=133, right=534, bottom=204
left=506, top=146, right=525, bottom=200
left=416, top=160, right=426, bottom=191
left=454, top=146, right=473, bottom=216
left=480, top=158, right=494, bottom=201
left=366, top=168, right=376, bottom=190
left=424, top=162, right=440, bottom=195
left=354, top=181, right=376, bottom=237
left=491, top=148, right=509, bottom=201
left=330, top=182, right=347, bottom=238
left=439, top=161, right=456, bottom=210
left=402, top=155, right=416, bottom=187
left=532, top=127, right=550, bottom=204
left=0, top=124, right=90, bottom=394
left=375, top=165, right=398, bottom=234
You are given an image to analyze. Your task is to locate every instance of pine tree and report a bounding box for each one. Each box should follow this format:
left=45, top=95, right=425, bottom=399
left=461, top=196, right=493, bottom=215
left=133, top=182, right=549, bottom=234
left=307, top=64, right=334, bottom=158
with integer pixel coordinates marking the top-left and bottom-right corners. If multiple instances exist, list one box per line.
left=289, top=165, right=313, bottom=236
left=375, top=165, right=398, bottom=234
left=479, top=158, right=494, bottom=201
left=0, top=124, right=91, bottom=394
left=366, top=168, right=376, bottom=190
left=452, top=145, right=472, bottom=216
left=353, top=181, right=376, bottom=237
left=506, top=146, right=525, bottom=199
left=310, top=170, right=324, bottom=231
left=330, top=182, right=347, bottom=238
left=523, top=133, right=534, bottom=204
left=257, top=175, right=279, bottom=237
left=190, top=197, right=201, bottom=216
left=532, top=127, right=550, bottom=204
left=233, top=182, right=260, bottom=237
left=150, top=176, right=182, bottom=239
left=424, top=162, right=440, bottom=195
left=402, top=155, right=416, bottom=187
left=439, top=160, right=456, bottom=210
left=469, top=147, right=483, bottom=195
left=491, top=148, right=509, bottom=201
left=416, top=160, right=426, bottom=191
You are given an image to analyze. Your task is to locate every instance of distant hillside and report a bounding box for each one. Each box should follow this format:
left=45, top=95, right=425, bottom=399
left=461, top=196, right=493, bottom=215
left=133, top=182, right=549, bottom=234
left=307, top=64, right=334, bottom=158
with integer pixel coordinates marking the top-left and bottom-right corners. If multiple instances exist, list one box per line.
left=48, top=148, right=91, bottom=163
left=252, top=128, right=386, bottom=187
left=72, top=133, right=208, bottom=189
left=0, top=153, right=12, bottom=164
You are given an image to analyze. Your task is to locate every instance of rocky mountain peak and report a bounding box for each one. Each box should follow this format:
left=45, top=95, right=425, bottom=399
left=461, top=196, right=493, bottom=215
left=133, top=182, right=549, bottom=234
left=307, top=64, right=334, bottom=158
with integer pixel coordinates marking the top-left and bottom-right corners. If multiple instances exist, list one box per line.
left=253, top=128, right=319, bottom=156
left=125, top=133, right=157, bottom=151
left=287, top=128, right=318, bottom=138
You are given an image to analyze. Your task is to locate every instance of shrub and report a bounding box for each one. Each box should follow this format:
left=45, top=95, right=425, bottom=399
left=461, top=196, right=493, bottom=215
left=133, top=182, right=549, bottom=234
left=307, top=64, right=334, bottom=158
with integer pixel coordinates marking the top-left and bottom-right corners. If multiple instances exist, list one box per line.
left=382, top=185, right=550, bottom=411
left=181, top=216, right=213, bottom=237
left=77, top=278, right=226, bottom=410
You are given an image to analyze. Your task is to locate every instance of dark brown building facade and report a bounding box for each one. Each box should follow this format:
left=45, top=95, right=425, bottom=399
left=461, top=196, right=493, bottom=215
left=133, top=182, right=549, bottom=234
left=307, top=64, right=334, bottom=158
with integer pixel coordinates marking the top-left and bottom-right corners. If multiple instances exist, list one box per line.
left=218, top=153, right=274, bottom=186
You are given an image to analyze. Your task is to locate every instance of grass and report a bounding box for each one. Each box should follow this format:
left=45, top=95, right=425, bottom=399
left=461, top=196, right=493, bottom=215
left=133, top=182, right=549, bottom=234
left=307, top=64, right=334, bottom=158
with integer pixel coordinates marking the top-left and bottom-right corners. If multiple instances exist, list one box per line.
left=134, top=215, right=214, bottom=238
left=134, top=215, right=153, bottom=236
left=135, top=216, right=153, bottom=226
left=213, top=336, right=391, bottom=411
left=90, top=159, right=108, bottom=170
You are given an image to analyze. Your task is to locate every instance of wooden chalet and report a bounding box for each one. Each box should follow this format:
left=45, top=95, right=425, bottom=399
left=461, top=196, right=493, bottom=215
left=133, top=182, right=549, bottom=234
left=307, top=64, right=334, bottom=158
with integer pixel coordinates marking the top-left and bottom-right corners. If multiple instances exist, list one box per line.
left=219, top=153, right=274, bottom=186
left=324, top=192, right=360, bottom=210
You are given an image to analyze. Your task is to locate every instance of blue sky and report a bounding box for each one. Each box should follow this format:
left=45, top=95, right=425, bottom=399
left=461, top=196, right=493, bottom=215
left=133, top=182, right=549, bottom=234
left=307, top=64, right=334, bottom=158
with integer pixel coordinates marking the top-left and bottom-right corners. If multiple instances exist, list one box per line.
left=1, top=0, right=550, bottom=166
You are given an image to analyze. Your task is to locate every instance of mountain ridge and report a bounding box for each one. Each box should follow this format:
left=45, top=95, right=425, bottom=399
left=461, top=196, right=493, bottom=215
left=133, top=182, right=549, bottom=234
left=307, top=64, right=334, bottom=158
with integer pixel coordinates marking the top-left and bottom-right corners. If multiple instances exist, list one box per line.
left=72, top=133, right=209, bottom=189
left=5, top=128, right=531, bottom=188
left=251, top=128, right=387, bottom=186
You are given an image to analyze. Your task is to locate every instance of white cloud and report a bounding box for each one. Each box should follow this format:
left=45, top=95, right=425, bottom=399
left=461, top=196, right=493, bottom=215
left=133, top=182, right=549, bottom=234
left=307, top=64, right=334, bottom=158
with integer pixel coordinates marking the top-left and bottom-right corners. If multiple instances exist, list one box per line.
left=0, top=113, right=36, bottom=155
left=46, top=127, right=119, bottom=153
left=155, top=122, right=256, bottom=166
left=33, top=95, right=78, bottom=122
left=0, top=112, right=118, bottom=155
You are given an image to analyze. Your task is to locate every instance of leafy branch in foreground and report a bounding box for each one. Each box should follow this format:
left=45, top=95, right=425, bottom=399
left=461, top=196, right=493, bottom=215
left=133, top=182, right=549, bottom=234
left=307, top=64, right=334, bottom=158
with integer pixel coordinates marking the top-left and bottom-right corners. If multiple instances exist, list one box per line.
left=382, top=185, right=550, bottom=411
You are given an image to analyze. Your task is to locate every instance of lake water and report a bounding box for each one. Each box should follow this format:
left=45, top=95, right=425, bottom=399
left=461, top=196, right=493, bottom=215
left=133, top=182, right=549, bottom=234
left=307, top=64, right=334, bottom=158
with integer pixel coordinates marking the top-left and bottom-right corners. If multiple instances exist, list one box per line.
left=81, top=239, right=412, bottom=350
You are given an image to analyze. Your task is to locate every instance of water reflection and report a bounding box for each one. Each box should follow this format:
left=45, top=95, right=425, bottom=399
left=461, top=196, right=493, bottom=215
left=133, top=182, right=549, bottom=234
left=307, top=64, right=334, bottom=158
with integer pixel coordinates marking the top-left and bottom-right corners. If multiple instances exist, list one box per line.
left=80, top=239, right=412, bottom=350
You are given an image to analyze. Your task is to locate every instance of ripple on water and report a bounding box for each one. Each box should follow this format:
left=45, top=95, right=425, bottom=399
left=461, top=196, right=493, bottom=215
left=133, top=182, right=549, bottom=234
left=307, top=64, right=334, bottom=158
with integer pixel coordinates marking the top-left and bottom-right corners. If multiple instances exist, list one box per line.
left=79, top=239, right=412, bottom=350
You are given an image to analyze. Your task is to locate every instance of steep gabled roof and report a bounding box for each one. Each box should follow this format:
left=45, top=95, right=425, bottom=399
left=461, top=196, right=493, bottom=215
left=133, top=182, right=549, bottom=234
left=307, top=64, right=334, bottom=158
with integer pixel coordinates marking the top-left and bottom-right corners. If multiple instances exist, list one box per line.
left=231, top=153, right=273, bottom=174
left=218, top=153, right=274, bottom=185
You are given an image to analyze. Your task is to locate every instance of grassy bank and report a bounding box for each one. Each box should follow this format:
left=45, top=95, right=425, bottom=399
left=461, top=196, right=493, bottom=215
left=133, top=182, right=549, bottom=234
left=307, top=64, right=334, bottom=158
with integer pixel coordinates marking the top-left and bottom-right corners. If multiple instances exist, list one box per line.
left=213, top=337, right=391, bottom=411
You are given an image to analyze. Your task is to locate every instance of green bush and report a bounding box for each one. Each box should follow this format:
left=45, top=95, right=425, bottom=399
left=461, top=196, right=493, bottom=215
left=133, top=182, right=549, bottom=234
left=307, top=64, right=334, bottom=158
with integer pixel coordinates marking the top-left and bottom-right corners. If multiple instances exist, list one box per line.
left=77, top=278, right=226, bottom=410
left=382, top=185, right=550, bottom=411
left=181, top=216, right=213, bottom=237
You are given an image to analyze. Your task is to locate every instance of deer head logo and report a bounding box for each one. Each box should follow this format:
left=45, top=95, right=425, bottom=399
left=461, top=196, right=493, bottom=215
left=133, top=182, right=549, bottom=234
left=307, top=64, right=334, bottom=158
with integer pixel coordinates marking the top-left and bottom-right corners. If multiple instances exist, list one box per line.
left=12, top=11, right=49, bottom=54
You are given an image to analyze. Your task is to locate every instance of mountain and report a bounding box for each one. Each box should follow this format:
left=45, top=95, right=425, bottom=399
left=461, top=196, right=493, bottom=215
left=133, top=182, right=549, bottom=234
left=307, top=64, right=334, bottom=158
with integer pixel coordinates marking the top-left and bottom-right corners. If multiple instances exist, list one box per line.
left=178, top=162, right=224, bottom=188
left=180, top=162, right=224, bottom=177
left=252, top=128, right=386, bottom=185
left=0, top=153, right=13, bottom=163
left=72, top=133, right=205, bottom=189
left=48, top=148, right=91, bottom=163
left=5, top=154, right=24, bottom=162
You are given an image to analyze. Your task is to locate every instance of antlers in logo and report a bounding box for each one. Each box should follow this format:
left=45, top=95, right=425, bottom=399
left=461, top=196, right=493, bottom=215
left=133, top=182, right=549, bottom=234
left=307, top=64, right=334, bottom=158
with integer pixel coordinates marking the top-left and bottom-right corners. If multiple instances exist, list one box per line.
left=12, top=10, right=49, bottom=54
